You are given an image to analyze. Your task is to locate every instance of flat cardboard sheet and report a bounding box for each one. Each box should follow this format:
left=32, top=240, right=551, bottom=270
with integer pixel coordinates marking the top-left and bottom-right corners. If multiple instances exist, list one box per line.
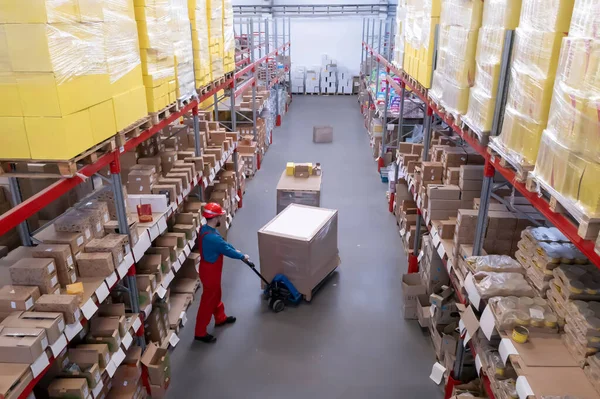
left=276, top=171, right=321, bottom=191
left=516, top=365, right=599, bottom=399
left=499, top=334, right=579, bottom=368
left=262, top=204, right=336, bottom=240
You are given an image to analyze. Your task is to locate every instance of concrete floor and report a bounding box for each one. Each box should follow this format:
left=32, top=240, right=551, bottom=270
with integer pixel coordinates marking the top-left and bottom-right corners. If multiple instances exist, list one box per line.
left=167, top=96, right=442, bottom=399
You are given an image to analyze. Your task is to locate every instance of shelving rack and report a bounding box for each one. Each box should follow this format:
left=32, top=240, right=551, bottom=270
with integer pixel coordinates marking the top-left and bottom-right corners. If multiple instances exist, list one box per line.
left=360, top=15, right=600, bottom=399
left=0, top=19, right=291, bottom=398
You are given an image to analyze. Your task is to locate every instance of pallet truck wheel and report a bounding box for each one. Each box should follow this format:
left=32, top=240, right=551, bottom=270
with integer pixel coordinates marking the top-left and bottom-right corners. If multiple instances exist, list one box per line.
left=272, top=299, right=285, bottom=313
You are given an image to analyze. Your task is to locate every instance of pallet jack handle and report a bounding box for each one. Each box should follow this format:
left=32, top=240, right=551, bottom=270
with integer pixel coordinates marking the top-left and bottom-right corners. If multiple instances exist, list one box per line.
left=242, top=258, right=271, bottom=286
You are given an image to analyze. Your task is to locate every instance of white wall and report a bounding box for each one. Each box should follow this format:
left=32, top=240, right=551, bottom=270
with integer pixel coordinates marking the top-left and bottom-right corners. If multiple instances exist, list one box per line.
left=287, top=17, right=363, bottom=75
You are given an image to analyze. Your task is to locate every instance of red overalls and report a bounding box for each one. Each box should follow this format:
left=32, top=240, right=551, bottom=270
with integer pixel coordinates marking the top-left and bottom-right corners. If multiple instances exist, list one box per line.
left=194, top=231, right=228, bottom=337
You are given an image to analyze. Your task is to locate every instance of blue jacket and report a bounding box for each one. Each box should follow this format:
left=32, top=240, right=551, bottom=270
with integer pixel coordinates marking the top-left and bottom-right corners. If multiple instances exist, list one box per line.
left=199, top=225, right=244, bottom=263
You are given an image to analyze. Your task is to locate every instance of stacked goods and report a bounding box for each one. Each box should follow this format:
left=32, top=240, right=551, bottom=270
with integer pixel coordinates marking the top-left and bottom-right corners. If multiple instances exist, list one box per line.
left=207, top=0, right=224, bottom=80
left=420, top=235, right=450, bottom=295
left=563, top=299, right=600, bottom=367
left=222, top=0, right=235, bottom=73
left=135, top=0, right=176, bottom=113
left=463, top=0, right=522, bottom=136
left=392, top=1, right=405, bottom=69
left=532, top=0, right=600, bottom=217
left=170, top=0, right=196, bottom=101
left=467, top=255, right=535, bottom=300
left=190, top=0, right=212, bottom=87
left=403, top=0, right=439, bottom=88
left=493, top=0, right=575, bottom=165
left=0, top=0, right=114, bottom=160
left=487, top=295, right=559, bottom=333
left=104, top=0, right=149, bottom=133
left=429, top=0, right=483, bottom=116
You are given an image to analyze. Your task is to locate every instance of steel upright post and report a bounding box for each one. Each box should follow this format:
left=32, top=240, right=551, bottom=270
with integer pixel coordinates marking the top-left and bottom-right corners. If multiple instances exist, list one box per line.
left=230, top=73, right=242, bottom=208
left=473, top=161, right=495, bottom=256
left=394, top=83, right=406, bottom=182
left=273, top=18, right=280, bottom=126
left=361, top=19, right=366, bottom=66
left=251, top=19, right=258, bottom=140
left=192, top=105, right=201, bottom=157
left=381, top=19, right=393, bottom=156
left=265, top=19, right=270, bottom=89
left=370, top=18, right=375, bottom=81
left=287, top=18, right=291, bottom=98
left=8, top=178, right=32, bottom=246
left=374, top=19, right=382, bottom=96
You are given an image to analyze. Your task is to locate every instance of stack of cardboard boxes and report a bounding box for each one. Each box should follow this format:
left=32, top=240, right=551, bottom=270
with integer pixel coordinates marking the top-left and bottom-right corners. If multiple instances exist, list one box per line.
left=305, top=69, right=319, bottom=94
left=291, top=67, right=306, bottom=94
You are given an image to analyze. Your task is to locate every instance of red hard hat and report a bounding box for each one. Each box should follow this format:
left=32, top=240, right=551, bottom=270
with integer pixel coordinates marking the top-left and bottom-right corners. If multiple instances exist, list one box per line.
left=202, top=202, right=226, bottom=219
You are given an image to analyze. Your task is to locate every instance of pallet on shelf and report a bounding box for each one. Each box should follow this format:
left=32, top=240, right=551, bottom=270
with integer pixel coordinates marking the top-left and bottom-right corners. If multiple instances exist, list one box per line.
left=460, top=118, right=490, bottom=147
left=150, top=102, right=179, bottom=125
left=0, top=137, right=117, bottom=178
left=525, top=172, right=600, bottom=241
left=401, top=71, right=428, bottom=99
left=487, top=139, right=534, bottom=183
left=115, top=116, right=153, bottom=147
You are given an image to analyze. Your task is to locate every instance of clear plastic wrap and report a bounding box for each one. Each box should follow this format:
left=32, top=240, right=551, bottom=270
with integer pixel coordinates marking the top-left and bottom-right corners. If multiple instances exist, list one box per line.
left=552, top=264, right=600, bottom=300
left=521, top=226, right=569, bottom=243
left=466, top=255, right=524, bottom=274
left=208, top=0, right=224, bottom=78
left=223, top=0, right=235, bottom=73
left=493, top=0, right=573, bottom=165
left=473, top=272, right=535, bottom=298
left=104, top=0, right=141, bottom=85
left=488, top=296, right=558, bottom=331
left=190, top=0, right=212, bottom=87
left=169, top=0, right=195, bottom=99
left=439, top=0, right=483, bottom=29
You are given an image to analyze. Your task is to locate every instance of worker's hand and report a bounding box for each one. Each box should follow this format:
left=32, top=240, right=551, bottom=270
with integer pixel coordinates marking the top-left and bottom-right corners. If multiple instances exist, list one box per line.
left=243, top=254, right=250, bottom=262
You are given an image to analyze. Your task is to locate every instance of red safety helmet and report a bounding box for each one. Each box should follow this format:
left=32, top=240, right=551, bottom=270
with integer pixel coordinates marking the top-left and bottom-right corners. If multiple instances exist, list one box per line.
left=202, top=202, right=226, bottom=219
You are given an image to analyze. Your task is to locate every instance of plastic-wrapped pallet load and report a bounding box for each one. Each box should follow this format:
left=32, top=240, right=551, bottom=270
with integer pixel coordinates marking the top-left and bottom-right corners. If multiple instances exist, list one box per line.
left=169, top=0, right=195, bottom=101
left=493, top=0, right=575, bottom=165
left=533, top=0, right=600, bottom=217
left=135, top=0, right=176, bottom=113
left=0, top=1, right=114, bottom=160
left=104, top=0, right=148, bottom=133
left=463, top=0, right=522, bottom=136
left=189, top=0, right=212, bottom=88
left=207, top=0, right=224, bottom=80
left=393, top=1, right=406, bottom=69
left=222, top=0, right=235, bottom=74
left=429, top=0, right=483, bottom=117
left=403, top=0, right=439, bottom=88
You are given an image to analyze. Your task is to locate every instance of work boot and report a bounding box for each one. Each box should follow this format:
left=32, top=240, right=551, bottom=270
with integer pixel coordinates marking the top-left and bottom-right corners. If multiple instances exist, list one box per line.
left=215, top=316, right=236, bottom=326
left=194, top=334, right=217, bottom=343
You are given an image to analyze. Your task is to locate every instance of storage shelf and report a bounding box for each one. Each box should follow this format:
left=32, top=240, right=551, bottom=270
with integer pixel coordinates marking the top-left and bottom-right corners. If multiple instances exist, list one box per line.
left=363, top=42, right=600, bottom=269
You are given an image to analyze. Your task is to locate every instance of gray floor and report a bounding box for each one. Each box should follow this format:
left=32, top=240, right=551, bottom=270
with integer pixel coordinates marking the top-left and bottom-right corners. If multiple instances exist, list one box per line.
left=167, top=96, right=442, bottom=399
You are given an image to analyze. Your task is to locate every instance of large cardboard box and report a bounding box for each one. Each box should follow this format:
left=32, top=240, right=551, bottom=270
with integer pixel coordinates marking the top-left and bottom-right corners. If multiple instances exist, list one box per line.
left=257, top=204, right=340, bottom=300
left=140, top=342, right=170, bottom=388
left=276, top=171, right=322, bottom=214
left=0, top=311, right=64, bottom=344
left=0, top=285, right=40, bottom=312
left=0, top=363, right=32, bottom=399
left=401, top=274, right=426, bottom=307
left=48, top=378, right=89, bottom=399
left=0, top=326, right=47, bottom=363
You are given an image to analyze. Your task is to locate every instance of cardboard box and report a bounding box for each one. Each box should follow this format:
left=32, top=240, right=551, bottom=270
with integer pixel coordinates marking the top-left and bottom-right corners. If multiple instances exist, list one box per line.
left=0, top=285, right=40, bottom=312
left=258, top=204, right=339, bottom=300
left=73, top=344, right=111, bottom=369
left=459, top=165, right=484, bottom=180
left=427, top=185, right=461, bottom=200
left=34, top=294, right=80, bottom=324
left=313, top=126, right=333, bottom=143
left=140, top=342, right=171, bottom=387
left=0, top=327, right=47, bottom=364
left=276, top=171, right=321, bottom=214
left=0, top=311, right=64, bottom=344
left=35, top=230, right=85, bottom=257
left=31, top=244, right=77, bottom=287
left=77, top=252, right=115, bottom=278
left=48, top=378, right=89, bottom=399
left=402, top=304, right=418, bottom=320
left=128, top=169, right=154, bottom=194
left=54, top=214, right=94, bottom=243
left=91, top=315, right=126, bottom=338
left=416, top=294, right=431, bottom=328
left=460, top=190, right=480, bottom=201
left=421, top=162, right=444, bottom=181
left=0, top=363, right=32, bottom=399
left=401, top=273, right=426, bottom=307
left=9, top=258, right=58, bottom=294
left=459, top=178, right=483, bottom=191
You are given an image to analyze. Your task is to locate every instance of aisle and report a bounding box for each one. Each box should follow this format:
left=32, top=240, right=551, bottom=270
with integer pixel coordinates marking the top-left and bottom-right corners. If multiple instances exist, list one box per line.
left=167, top=96, right=442, bottom=399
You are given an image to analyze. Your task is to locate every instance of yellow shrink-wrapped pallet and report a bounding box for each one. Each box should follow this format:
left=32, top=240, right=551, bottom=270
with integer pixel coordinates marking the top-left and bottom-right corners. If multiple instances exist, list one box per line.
left=170, top=0, right=195, bottom=100
left=463, top=0, right=522, bottom=136
left=403, top=0, right=439, bottom=88
left=135, top=0, right=176, bottom=113
left=392, top=1, right=405, bottom=70
left=429, top=0, right=483, bottom=116
left=0, top=0, right=114, bottom=160
left=222, top=0, right=235, bottom=74
left=533, top=0, right=600, bottom=217
left=207, top=0, right=224, bottom=80
left=189, top=0, right=211, bottom=87
left=494, top=0, right=575, bottom=165
left=104, top=0, right=148, bottom=132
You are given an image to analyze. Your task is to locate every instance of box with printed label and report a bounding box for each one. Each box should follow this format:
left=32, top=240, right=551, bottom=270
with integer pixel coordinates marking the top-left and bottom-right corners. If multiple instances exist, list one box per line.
left=84, top=236, right=125, bottom=266
left=77, top=252, right=115, bottom=278
left=54, top=215, right=94, bottom=244
left=31, top=244, right=77, bottom=287
left=0, top=285, right=40, bottom=312
left=0, top=326, right=48, bottom=363
left=9, top=258, right=58, bottom=294
left=0, top=311, right=64, bottom=344
left=48, top=378, right=90, bottom=399
left=34, top=294, right=80, bottom=324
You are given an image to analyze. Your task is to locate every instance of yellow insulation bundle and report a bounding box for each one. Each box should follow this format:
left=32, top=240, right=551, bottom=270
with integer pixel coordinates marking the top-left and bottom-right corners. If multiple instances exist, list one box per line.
left=429, top=0, right=483, bottom=116
left=189, top=0, right=211, bottom=87
left=170, top=0, right=195, bottom=100
left=533, top=0, right=600, bottom=216
left=495, top=0, right=575, bottom=165
left=403, top=0, right=439, bottom=88
left=208, top=0, right=224, bottom=79
left=135, top=0, right=176, bottom=113
left=223, top=0, right=235, bottom=73
left=0, top=0, right=116, bottom=159
left=463, top=0, right=522, bottom=135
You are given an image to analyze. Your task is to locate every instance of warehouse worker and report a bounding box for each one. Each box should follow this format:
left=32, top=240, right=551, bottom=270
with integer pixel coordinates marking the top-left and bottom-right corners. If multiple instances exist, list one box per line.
left=194, top=202, right=249, bottom=343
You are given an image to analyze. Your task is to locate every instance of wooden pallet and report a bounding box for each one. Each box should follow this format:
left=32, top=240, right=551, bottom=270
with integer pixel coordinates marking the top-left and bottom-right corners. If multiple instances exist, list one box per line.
left=429, top=94, right=464, bottom=127
left=149, top=102, right=179, bottom=125
left=0, top=137, right=116, bottom=178
left=177, top=95, right=195, bottom=110
left=525, top=172, right=600, bottom=240
left=402, top=71, right=428, bottom=99
left=460, top=118, right=490, bottom=146
left=115, top=116, right=152, bottom=147
left=487, top=139, right=534, bottom=183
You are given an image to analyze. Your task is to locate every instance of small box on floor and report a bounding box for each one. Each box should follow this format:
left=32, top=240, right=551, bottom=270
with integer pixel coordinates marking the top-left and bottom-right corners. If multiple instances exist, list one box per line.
left=313, top=126, right=333, bottom=143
